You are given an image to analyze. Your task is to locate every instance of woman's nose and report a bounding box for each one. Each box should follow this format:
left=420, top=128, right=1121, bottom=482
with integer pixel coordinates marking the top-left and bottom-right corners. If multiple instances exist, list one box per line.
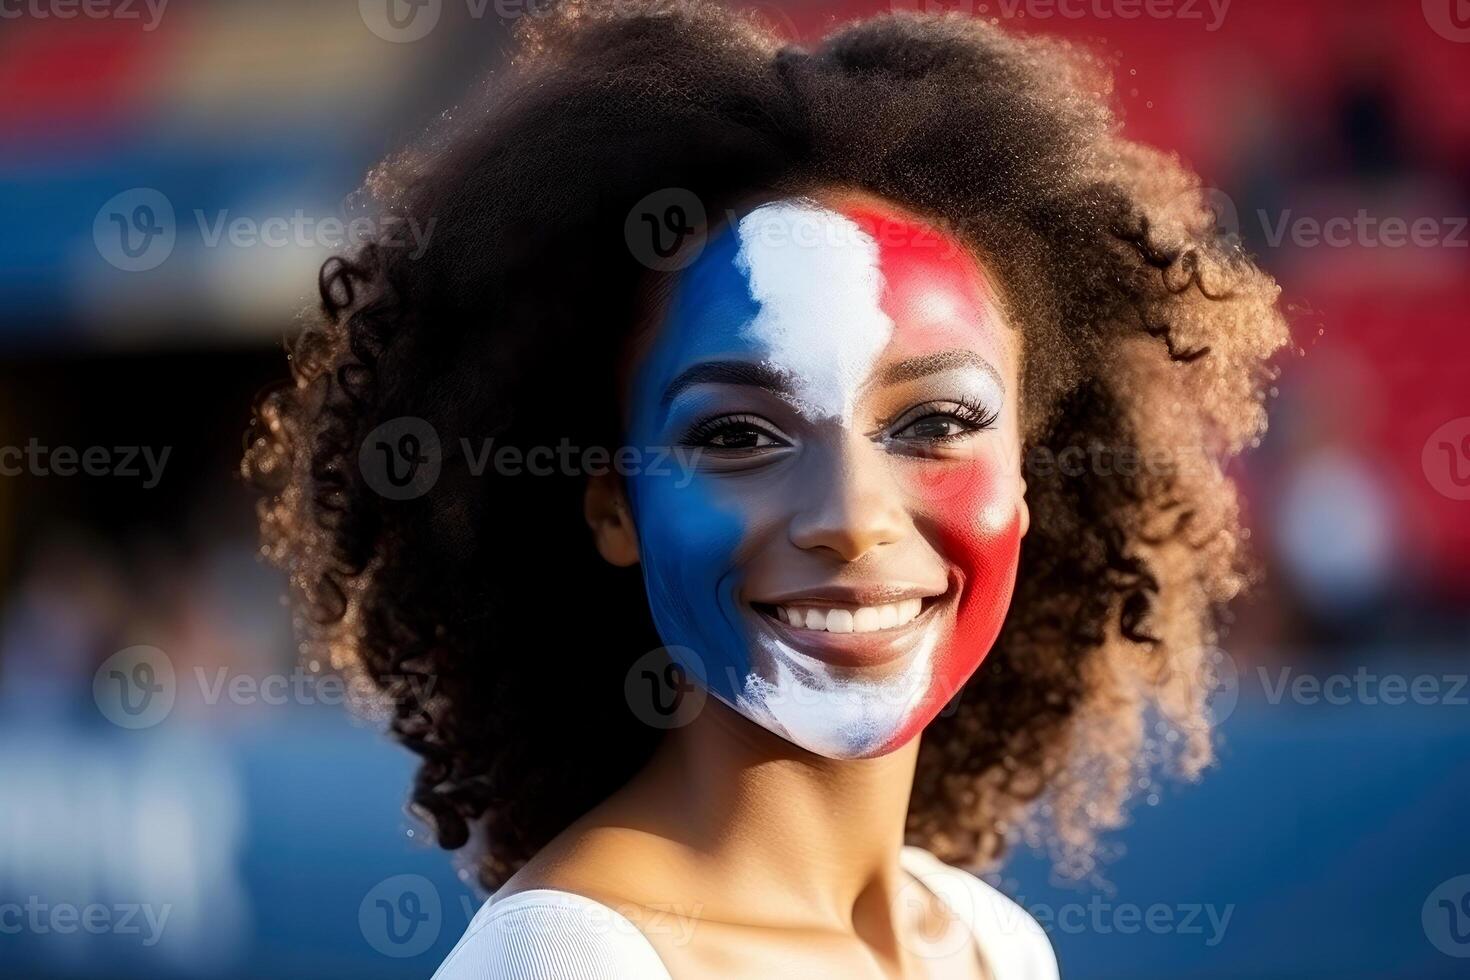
left=787, top=442, right=908, bottom=562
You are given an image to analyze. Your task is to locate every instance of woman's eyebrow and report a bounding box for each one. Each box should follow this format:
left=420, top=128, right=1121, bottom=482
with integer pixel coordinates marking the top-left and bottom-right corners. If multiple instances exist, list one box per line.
left=661, top=359, right=793, bottom=405
left=872, top=348, right=1004, bottom=393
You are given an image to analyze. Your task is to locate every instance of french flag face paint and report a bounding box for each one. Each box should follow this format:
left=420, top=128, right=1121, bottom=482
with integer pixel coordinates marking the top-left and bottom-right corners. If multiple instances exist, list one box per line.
left=625, top=197, right=1025, bottom=759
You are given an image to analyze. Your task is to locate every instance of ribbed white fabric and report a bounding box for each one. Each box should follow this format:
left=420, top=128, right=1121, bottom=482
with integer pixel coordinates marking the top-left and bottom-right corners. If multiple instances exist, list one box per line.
left=432, top=847, right=1058, bottom=979
left=899, top=847, right=1060, bottom=980
left=432, top=888, right=671, bottom=980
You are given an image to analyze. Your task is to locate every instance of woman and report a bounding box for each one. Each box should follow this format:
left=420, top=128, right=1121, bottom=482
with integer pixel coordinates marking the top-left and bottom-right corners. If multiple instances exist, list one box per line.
left=244, top=2, right=1286, bottom=976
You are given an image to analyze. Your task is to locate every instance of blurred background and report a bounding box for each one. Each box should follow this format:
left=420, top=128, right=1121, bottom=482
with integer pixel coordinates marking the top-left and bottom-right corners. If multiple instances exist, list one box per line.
left=1, top=0, right=1467, bottom=977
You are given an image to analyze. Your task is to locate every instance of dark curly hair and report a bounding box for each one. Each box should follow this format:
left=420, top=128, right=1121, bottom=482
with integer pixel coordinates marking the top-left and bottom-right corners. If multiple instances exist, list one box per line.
left=244, top=0, right=1287, bottom=889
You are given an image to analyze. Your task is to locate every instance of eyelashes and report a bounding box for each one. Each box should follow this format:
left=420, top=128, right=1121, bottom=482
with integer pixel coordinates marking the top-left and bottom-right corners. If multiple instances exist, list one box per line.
left=681, top=413, right=790, bottom=452
left=678, top=397, right=999, bottom=455
left=882, top=396, right=1000, bottom=445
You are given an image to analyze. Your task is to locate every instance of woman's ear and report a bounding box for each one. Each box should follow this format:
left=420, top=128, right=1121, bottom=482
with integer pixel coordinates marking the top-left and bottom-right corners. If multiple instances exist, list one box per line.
left=1017, top=476, right=1030, bottom=539
left=585, top=472, right=640, bottom=566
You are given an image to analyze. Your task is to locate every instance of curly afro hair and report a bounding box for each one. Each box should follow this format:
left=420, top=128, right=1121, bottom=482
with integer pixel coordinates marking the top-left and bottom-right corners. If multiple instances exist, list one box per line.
left=244, top=0, right=1287, bottom=890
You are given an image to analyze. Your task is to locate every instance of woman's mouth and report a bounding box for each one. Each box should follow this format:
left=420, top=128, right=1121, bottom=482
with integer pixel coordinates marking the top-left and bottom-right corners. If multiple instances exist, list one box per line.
left=757, top=598, right=926, bottom=634
left=745, top=584, right=951, bottom=669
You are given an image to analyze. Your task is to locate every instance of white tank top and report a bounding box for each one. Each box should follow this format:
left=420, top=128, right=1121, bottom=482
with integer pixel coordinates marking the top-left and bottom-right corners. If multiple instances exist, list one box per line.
left=432, top=846, right=1059, bottom=979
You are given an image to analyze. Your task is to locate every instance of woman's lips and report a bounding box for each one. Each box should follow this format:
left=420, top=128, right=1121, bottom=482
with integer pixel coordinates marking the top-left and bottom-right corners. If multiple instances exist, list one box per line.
left=747, top=588, right=950, bottom=668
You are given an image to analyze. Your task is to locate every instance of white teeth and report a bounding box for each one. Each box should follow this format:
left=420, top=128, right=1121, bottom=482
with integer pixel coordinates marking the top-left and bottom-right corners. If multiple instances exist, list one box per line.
left=768, top=598, right=929, bottom=634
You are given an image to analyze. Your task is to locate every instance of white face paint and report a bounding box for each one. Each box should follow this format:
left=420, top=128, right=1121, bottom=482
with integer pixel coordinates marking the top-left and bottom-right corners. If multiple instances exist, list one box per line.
left=739, top=623, right=942, bottom=758
left=723, top=201, right=933, bottom=757
left=734, top=201, right=894, bottom=423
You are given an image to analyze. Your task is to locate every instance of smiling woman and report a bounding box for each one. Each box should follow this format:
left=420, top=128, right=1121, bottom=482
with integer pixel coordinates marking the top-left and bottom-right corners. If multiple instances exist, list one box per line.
left=610, top=196, right=1025, bottom=762
left=242, top=1, right=1287, bottom=976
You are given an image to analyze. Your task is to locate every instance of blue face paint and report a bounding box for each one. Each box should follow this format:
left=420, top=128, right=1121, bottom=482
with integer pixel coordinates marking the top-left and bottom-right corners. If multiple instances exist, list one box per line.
left=624, top=224, right=762, bottom=706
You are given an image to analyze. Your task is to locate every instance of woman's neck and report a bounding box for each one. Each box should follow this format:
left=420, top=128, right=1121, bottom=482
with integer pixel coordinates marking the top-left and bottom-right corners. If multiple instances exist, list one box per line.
left=604, top=700, right=920, bottom=929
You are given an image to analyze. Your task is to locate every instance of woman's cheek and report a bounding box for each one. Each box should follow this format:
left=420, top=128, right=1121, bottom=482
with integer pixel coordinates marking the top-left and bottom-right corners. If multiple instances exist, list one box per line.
left=632, top=475, right=751, bottom=673
left=896, top=456, right=1023, bottom=695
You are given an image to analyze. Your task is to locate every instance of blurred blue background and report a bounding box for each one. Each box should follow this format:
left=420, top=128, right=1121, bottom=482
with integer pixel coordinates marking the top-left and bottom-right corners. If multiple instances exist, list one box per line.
left=1, top=1, right=1467, bottom=977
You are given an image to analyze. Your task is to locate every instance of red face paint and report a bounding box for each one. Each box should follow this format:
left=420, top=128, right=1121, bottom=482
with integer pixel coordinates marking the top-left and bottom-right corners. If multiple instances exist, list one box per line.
left=844, top=203, right=1023, bottom=752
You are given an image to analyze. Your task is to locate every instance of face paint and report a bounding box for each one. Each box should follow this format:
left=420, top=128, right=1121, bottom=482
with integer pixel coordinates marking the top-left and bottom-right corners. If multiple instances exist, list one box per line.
left=734, top=204, right=893, bottom=423
left=625, top=197, right=1023, bottom=759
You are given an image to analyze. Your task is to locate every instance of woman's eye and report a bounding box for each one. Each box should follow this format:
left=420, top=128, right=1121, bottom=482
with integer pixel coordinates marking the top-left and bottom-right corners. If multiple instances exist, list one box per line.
left=888, top=400, right=999, bottom=445
left=706, top=426, right=780, bottom=450
left=683, top=414, right=790, bottom=453
left=895, top=415, right=969, bottom=440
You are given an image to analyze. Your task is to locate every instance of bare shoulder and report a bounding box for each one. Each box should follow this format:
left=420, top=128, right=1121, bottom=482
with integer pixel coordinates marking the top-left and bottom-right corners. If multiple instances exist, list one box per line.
left=498, top=820, right=704, bottom=912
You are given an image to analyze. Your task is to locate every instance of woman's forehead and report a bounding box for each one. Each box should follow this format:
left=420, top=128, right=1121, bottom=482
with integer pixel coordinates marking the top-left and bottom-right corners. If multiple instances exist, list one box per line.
left=639, top=197, right=1011, bottom=420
